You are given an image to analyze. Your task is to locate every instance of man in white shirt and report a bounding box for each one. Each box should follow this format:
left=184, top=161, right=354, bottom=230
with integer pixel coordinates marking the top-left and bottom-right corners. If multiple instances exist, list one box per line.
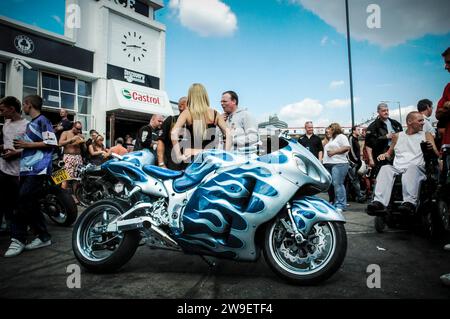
left=367, top=111, right=439, bottom=215
left=0, top=96, right=28, bottom=232
left=417, top=99, right=435, bottom=137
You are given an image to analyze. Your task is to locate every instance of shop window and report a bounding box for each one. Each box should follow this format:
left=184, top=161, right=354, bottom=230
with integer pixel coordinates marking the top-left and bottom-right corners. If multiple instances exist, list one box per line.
left=0, top=62, right=6, bottom=98
left=41, top=72, right=76, bottom=110
left=23, top=68, right=38, bottom=98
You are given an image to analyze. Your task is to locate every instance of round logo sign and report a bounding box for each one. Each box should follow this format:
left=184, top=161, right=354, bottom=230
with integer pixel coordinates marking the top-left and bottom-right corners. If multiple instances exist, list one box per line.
left=122, top=89, right=132, bottom=99
left=14, top=35, right=35, bottom=55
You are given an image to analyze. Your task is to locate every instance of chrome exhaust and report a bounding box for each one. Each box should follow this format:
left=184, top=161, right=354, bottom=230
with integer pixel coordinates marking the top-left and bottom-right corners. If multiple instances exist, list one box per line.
left=106, top=216, right=179, bottom=248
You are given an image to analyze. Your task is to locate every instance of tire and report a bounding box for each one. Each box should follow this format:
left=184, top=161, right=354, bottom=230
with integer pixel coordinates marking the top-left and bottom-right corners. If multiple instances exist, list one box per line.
left=72, top=199, right=140, bottom=273
left=42, top=186, right=78, bottom=226
left=263, top=216, right=347, bottom=285
left=374, top=216, right=386, bottom=233
left=421, top=202, right=447, bottom=239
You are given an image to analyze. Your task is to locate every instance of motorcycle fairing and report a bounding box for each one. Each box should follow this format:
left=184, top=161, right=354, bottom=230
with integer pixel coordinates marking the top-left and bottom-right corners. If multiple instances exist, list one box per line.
left=121, top=149, right=154, bottom=168
left=174, top=160, right=298, bottom=261
left=291, top=196, right=346, bottom=236
left=103, top=160, right=168, bottom=197
left=173, top=150, right=237, bottom=193
left=142, top=165, right=183, bottom=180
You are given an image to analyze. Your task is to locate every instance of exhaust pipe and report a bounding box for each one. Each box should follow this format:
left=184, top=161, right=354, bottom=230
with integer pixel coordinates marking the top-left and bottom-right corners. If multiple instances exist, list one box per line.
left=106, top=216, right=179, bottom=248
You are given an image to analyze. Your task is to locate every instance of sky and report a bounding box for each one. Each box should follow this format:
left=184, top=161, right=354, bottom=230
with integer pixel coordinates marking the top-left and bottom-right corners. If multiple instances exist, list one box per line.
left=1, top=0, right=450, bottom=128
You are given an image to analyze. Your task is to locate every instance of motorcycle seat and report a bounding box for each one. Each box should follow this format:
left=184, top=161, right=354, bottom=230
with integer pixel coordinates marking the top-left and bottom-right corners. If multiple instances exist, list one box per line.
left=142, top=165, right=184, bottom=180
left=85, top=165, right=104, bottom=175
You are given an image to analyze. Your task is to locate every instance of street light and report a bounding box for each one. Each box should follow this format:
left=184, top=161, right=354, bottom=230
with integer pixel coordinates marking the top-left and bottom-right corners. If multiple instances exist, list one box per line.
left=380, top=100, right=402, bottom=124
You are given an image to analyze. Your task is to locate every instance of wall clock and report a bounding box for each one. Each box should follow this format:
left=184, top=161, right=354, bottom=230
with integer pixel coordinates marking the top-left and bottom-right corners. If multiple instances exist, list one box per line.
left=121, top=31, right=147, bottom=62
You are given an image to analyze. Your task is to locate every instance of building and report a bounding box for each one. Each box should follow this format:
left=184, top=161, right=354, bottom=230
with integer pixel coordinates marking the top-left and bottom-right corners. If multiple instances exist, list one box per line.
left=0, top=0, right=173, bottom=146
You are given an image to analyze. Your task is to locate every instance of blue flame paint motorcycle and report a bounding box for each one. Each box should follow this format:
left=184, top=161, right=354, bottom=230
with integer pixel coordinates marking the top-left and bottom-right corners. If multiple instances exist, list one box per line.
left=72, top=135, right=347, bottom=284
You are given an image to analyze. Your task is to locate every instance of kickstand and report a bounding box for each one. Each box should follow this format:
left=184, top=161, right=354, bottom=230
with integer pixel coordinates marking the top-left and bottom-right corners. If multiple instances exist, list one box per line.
left=200, top=255, right=217, bottom=269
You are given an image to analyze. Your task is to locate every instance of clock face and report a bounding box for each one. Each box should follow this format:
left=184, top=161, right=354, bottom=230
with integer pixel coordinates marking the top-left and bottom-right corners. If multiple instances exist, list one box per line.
left=121, top=31, right=147, bottom=63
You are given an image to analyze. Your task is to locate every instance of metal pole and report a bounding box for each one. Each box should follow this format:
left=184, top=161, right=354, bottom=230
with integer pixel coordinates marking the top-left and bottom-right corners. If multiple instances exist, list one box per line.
left=345, top=0, right=355, bottom=127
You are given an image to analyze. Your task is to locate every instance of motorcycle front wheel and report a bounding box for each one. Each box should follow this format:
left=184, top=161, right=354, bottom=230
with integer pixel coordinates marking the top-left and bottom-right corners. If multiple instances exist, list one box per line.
left=263, top=216, right=347, bottom=285
left=72, top=199, right=140, bottom=273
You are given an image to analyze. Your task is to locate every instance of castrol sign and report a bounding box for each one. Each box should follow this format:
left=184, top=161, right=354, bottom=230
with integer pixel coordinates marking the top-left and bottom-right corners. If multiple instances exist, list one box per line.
left=108, top=79, right=173, bottom=116
left=122, top=89, right=161, bottom=105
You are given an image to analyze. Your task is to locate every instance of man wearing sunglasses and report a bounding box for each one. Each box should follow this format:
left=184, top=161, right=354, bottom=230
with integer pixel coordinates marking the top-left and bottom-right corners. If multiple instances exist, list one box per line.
left=58, top=121, right=85, bottom=190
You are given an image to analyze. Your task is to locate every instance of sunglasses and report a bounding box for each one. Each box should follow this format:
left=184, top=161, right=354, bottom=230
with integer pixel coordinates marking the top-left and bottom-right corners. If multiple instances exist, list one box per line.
left=445, top=60, right=450, bottom=65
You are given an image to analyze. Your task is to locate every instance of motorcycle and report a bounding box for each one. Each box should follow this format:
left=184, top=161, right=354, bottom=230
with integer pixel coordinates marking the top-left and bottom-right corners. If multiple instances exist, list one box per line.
left=72, top=135, right=347, bottom=284
left=75, top=150, right=155, bottom=207
left=41, top=156, right=78, bottom=226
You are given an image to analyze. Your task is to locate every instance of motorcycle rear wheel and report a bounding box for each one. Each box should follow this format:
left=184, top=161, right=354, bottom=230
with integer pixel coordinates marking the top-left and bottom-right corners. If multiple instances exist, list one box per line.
left=72, top=199, right=140, bottom=273
left=263, top=217, right=347, bottom=285
left=42, top=186, right=78, bottom=226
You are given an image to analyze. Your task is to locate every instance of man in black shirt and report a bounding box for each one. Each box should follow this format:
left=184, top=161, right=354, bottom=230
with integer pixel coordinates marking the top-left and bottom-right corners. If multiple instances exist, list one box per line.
left=134, top=114, right=164, bottom=164
left=365, top=103, right=403, bottom=173
left=298, top=121, right=323, bottom=160
left=157, top=97, right=187, bottom=170
left=54, top=109, right=73, bottom=141
left=348, top=126, right=365, bottom=202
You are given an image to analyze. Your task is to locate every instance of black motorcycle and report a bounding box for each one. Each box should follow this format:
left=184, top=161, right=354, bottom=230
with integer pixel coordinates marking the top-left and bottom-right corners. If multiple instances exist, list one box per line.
left=41, top=157, right=78, bottom=226
left=74, top=164, right=121, bottom=207
left=75, top=150, right=156, bottom=207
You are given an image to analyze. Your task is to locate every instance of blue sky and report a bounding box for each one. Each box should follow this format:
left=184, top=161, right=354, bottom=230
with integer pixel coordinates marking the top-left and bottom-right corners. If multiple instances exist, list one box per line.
left=2, top=0, right=449, bottom=128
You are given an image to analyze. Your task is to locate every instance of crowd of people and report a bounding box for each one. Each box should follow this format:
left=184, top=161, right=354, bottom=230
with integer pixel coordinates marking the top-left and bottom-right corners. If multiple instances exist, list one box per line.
left=0, top=47, right=449, bottom=286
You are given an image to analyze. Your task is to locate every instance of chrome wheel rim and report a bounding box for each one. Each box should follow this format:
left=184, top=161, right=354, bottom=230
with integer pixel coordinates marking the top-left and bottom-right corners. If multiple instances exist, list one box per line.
left=76, top=204, right=124, bottom=262
left=269, top=219, right=336, bottom=275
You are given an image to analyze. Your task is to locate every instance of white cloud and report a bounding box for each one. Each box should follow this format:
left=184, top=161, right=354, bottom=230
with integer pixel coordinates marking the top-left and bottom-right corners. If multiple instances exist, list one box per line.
left=320, top=36, right=328, bottom=46
left=329, top=80, right=344, bottom=89
left=279, top=98, right=324, bottom=127
left=326, top=97, right=360, bottom=108
left=293, top=0, right=450, bottom=47
left=169, top=0, right=237, bottom=37
left=388, top=105, right=416, bottom=124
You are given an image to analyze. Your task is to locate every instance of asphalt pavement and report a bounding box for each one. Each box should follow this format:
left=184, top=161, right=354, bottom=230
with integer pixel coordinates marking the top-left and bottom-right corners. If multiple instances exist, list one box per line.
left=1, top=199, right=450, bottom=299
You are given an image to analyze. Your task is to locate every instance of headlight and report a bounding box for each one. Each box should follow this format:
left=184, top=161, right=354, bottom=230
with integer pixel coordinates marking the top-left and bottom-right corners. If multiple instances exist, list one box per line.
left=294, top=154, right=307, bottom=174
left=113, top=182, right=125, bottom=194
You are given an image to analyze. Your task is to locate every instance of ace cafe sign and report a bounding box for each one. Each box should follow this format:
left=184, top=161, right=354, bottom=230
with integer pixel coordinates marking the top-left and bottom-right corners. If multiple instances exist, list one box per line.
left=122, top=88, right=161, bottom=105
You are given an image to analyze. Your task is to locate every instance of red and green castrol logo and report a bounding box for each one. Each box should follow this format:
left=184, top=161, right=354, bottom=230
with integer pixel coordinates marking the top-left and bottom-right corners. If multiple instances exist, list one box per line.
left=121, top=88, right=161, bottom=104
left=122, top=89, right=132, bottom=99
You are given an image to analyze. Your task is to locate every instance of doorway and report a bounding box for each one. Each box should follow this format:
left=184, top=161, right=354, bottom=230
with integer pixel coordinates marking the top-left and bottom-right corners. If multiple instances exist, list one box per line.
left=106, top=109, right=151, bottom=148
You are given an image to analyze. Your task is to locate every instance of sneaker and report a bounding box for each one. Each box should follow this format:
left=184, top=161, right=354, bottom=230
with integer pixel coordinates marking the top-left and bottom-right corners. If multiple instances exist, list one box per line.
left=25, top=238, right=52, bottom=251
left=441, top=273, right=450, bottom=286
left=398, top=202, right=416, bottom=215
left=4, top=239, right=25, bottom=257
left=444, top=244, right=450, bottom=251
left=367, top=201, right=386, bottom=216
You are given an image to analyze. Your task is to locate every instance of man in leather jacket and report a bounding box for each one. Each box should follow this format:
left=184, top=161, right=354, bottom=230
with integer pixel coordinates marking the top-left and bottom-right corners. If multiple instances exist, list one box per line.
left=365, top=103, right=403, bottom=175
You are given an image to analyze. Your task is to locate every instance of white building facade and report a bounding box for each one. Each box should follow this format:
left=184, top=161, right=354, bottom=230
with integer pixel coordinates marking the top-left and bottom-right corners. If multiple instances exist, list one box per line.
left=0, top=0, right=173, bottom=146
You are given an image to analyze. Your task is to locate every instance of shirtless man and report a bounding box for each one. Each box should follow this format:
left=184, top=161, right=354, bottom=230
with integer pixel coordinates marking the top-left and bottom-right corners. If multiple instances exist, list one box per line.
left=59, top=121, right=85, bottom=190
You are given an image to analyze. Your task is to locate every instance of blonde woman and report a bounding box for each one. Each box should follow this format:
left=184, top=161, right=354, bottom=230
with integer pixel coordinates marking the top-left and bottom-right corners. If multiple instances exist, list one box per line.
left=171, top=83, right=231, bottom=165
left=322, top=123, right=351, bottom=213
left=88, top=135, right=109, bottom=166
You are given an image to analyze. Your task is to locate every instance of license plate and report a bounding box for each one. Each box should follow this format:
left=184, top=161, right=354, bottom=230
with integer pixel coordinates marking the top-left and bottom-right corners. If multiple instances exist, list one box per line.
left=52, top=168, right=71, bottom=184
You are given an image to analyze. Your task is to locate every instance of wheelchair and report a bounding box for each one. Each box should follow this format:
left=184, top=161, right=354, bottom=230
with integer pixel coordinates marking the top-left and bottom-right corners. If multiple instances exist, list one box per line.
left=373, top=142, right=450, bottom=238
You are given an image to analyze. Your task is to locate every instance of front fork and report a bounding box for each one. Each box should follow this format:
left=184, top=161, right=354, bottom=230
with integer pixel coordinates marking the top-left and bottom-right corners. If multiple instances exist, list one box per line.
left=286, top=202, right=307, bottom=244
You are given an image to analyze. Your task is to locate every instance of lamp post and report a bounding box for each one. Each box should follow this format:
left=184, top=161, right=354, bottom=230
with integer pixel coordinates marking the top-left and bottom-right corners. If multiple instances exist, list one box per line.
left=381, top=100, right=402, bottom=124
left=345, top=0, right=355, bottom=127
